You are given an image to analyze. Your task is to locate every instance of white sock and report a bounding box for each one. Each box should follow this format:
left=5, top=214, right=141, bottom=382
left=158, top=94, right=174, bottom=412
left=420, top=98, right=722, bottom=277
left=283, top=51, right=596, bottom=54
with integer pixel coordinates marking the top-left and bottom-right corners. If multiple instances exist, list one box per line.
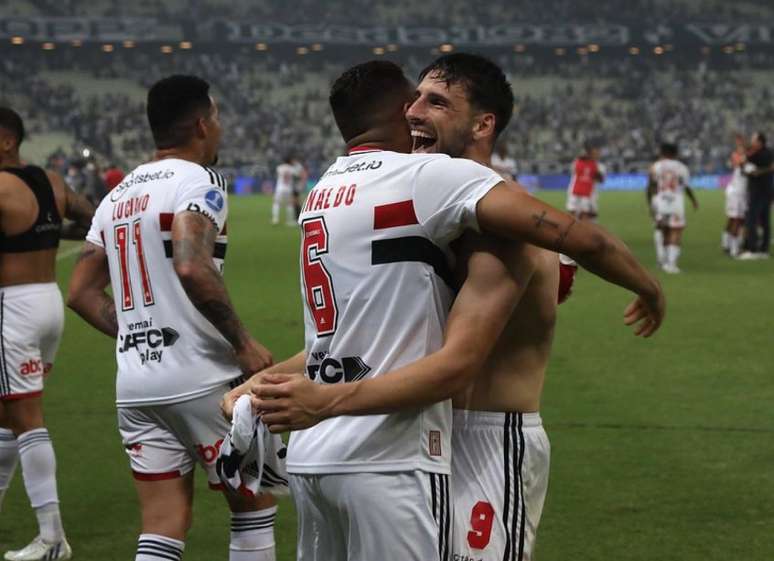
left=666, top=244, right=681, bottom=268
left=285, top=204, right=296, bottom=224
left=18, top=429, right=64, bottom=542
left=271, top=201, right=280, bottom=224
left=230, top=506, right=277, bottom=561
left=653, top=230, right=665, bottom=265
left=722, top=231, right=730, bottom=249
left=136, top=534, right=185, bottom=561
left=0, top=428, right=19, bottom=512
left=729, top=234, right=742, bottom=257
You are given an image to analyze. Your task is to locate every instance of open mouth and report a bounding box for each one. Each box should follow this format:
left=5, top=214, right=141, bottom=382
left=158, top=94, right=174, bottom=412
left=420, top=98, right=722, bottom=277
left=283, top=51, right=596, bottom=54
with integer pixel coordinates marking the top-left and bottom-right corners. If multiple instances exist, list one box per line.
left=411, top=129, right=437, bottom=153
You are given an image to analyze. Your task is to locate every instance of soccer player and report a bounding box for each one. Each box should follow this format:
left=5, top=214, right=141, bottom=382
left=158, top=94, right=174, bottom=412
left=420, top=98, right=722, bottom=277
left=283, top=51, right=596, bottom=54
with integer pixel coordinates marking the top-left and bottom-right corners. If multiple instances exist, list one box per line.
left=225, top=60, right=663, bottom=561
left=491, top=142, right=517, bottom=180
left=723, top=134, right=748, bottom=258
left=647, top=142, right=699, bottom=273
left=739, top=131, right=774, bottom=259
left=566, top=143, right=605, bottom=221
left=0, top=107, right=94, bottom=561
left=290, top=157, right=308, bottom=220
left=66, top=76, right=278, bottom=561
left=271, top=155, right=298, bottom=226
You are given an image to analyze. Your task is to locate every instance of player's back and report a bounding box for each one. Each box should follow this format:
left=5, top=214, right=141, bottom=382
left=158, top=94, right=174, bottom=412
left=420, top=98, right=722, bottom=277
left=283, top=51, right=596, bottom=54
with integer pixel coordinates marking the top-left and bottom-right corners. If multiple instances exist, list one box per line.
left=276, top=163, right=295, bottom=191
left=652, top=158, right=689, bottom=194
left=569, top=157, right=598, bottom=196
left=289, top=148, right=502, bottom=475
left=87, top=158, right=236, bottom=407
left=451, top=234, right=559, bottom=413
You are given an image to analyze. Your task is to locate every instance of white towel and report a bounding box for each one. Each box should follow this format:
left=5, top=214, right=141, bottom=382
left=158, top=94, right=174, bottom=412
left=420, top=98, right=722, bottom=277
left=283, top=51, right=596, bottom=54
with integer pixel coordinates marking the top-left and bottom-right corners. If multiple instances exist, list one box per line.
left=216, top=394, right=289, bottom=497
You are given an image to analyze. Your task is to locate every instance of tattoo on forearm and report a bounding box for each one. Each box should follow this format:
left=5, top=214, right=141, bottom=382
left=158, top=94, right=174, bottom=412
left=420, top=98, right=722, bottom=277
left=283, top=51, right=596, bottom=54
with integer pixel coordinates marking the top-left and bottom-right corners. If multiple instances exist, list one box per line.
left=555, top=219, right=577, bottom=252
left=99, top=296, right=118, bottom=336
left=532, top=211, right=560, bottom=230
left=76, top=246, right=97, bottom=264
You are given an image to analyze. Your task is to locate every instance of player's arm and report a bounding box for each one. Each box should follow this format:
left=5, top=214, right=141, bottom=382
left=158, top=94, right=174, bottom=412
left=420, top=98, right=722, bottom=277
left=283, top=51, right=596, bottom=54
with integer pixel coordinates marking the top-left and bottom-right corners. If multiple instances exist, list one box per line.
left=476, top=181, right=664, bottom=335
left=685, top=186, right=699, bottom=210
left=646, top=171, right=657, bottom=205
left=47, top=170, right=95, bottom=240
left=66, top=242, right=118, bottom=337
left=252, top=241, right=529, bottom=432
left=172, top=210, right=273, bottom=374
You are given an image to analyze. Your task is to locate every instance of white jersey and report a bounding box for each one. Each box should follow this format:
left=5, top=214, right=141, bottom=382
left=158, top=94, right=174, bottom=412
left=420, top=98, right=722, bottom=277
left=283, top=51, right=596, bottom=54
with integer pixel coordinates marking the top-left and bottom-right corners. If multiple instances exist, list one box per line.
left=727, top=164, right=749, bottom=196
left=275, top=163, right=296, bottom=193
left=652, top=158, right=690, bottom=196
left=86, top=158, right=237, bottom=407
left=287, top=148, right=503, bottom=475
left=491, top=153, right=517, bottom=180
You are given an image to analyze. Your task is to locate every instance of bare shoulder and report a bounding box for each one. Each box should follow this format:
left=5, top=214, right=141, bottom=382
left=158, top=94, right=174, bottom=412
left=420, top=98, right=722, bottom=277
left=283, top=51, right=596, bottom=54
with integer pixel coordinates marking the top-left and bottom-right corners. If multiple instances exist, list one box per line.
left=0, top=170, right=27, bottom=199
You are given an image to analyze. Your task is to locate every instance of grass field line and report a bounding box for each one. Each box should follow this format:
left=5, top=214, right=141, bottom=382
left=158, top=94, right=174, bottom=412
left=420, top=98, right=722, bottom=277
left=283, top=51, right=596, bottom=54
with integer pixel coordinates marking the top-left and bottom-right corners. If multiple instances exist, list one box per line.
left=57, top=243, right=83, bottom=261
left=552, top=421, right=774, bottom=434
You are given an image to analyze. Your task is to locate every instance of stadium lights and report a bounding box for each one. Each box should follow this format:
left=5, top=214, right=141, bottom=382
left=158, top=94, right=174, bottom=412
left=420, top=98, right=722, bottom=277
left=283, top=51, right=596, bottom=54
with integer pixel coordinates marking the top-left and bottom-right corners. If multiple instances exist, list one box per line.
left=514, top=44, right=526, bottom=53
left=654, top=46, right=665, bottom=55
left=42, top=42, right=55, bottom=50
left=296, top=46, right=309, bottom=55
left=554, top=48, right=566, bottom=56
left=588, top=44, right=600, bottom=52
left=70, top=39, right=82, bottom=47
left=372, top=47, right=385, bottom=55
left=10, top=36, right=24, bottom=45
left=628, top=46, right=640, bottom=55
left=180, top=41, right=192, bottom=50
left=102, top=44, right=114, bottom=53
left=311, top=43, right=323, bottom=51
left=255, top=43, right=268, bottom=51
left=161, top=45, right=174, bottom=54
left=123, top=40, right=135, bottom=48
left=439, top=43, right=454, bottom=53
left=386, top=44, right=398, bottom=52
left=723, top=45, right=735, bottom=54
left=577, top=47, right=589, bottom=55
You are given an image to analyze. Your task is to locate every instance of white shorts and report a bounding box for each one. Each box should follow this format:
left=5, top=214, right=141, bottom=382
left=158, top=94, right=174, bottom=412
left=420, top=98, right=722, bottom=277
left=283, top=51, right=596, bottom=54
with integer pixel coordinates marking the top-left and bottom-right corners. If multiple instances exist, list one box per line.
left=725, top=190, right=747, bottom=219
left=652, top=192, right=685, bottom=229
left=451, top=410, right=550, bottom=561
left=290, top=470, right=451, bottom=561
left=566, top=193, right=598, bottom=215
left=0, top=283, right=64, bottom=401
left=273, top=186, right=294, bottom=205
left=117, top=379, right=244, bottom=489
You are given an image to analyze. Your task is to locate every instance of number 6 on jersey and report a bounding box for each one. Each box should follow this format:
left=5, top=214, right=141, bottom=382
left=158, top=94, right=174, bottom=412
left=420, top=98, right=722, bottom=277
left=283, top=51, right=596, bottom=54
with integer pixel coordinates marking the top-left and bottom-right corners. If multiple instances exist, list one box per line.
left=301, top=216, right=338, bottom=336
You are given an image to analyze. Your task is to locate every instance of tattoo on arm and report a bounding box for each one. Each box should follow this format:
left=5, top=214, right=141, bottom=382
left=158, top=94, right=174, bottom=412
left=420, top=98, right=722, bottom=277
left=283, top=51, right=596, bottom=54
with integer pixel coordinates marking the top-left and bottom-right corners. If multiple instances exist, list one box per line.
left=531, top=210, right=579, bottom=252
left=555, top=218, right=577, bottom=252
left=75, top=246, right=98, bottom=264
left=98, top=295, right=118, bottom=337
left=532, top=211, right=560, bottom=230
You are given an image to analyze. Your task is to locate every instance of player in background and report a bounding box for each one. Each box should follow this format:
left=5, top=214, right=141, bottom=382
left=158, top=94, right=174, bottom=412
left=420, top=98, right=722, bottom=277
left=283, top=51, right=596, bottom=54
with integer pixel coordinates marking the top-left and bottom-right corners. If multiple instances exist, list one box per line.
left=566, top=143, right=606, bottom=221
left=647, top=142, right=699, bottom=273
left=271, top=155, right=298, bottom=226
left=290, top=156, right=308, bottom=220
left=491, top=141, right=517, bottom=180
left=66, top=76, right=277, bottom=561
left=722, top=134, right=749, bottom=258
left=0, top=107, right=94, bottom=561
left=224, top=60, right=663, bottom=561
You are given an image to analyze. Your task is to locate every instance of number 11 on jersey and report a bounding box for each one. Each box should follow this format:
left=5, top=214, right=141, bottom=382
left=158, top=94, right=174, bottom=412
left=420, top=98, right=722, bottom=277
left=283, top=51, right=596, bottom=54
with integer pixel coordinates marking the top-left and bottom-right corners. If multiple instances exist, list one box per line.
left=114, top=220, right=155, bottom=311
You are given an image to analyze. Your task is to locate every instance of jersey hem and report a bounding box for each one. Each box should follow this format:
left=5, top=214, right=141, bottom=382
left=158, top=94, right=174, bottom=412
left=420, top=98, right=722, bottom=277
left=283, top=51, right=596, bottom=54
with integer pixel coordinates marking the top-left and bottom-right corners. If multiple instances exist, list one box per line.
left=286, top=460, right=451, bottom=475
left=115, top=381, right=233, bottom=407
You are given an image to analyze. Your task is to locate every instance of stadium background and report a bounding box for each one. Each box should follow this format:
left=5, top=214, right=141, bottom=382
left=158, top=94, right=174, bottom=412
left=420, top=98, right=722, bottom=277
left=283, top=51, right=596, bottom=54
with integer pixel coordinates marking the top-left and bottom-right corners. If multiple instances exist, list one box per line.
left=2, top=1, right=774, bottom=559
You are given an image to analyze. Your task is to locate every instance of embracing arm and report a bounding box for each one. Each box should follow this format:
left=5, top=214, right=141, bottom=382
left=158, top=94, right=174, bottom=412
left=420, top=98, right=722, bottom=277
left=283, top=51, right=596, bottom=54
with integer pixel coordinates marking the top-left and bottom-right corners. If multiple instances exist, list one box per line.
left=66, top=243, right=118, bottom=337
left=172, top=211, right=272, bottom=373
left=48, top=171, right=95, bottom=240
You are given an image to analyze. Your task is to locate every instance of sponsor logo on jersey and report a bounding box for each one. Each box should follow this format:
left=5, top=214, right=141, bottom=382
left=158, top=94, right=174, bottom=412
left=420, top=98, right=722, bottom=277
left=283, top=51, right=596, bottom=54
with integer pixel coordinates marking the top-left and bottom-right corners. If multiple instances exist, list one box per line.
left=110, top=169, right=175, bottom=202
left=19, top=359, right=44, bottom=376
left=205, top=189, right=225, bottom=212
left=306, top=352, right=371, bottom=384
left=321, top=159, right=382, bottom=179
left=452, top=554, right=483, bottom=561
left=118, top=326, right=180, bottom=365
left=186, top=202, right=219, bottom=227
left=196, top=438, right=224, bottom=464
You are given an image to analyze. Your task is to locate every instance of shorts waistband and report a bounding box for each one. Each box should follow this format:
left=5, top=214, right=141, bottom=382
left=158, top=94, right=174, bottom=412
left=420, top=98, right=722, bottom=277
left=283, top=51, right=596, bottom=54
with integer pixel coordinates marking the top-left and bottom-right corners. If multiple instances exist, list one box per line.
left=0, top=282, right=60, bottom=298
left=452, top=409, right=542, bottom=429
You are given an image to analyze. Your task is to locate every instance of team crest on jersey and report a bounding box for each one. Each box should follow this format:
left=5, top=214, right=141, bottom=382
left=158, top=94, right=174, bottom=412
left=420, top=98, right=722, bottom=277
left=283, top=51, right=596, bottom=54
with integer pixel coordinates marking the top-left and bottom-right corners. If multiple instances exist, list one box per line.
left=205, top=189, right=225, bottom=212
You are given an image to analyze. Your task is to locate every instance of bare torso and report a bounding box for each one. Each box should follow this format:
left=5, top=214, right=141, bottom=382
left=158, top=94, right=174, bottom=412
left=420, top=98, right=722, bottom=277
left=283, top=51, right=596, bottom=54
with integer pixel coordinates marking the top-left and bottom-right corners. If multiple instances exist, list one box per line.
left=0, top=169, right=68, bottom=287
left=452, top=232, right=559, bottom=413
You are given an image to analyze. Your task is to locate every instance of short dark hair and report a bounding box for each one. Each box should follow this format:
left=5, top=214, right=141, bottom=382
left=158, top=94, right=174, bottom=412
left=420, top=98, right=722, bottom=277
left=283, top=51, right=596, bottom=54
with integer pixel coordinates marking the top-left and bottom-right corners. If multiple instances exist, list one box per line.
left=147, top=75, right=213, bottom=149
left=418, top=53, right=514, bottom=137
left=0, top=106, right=25, bottom=147
left=329, top=61, right=411, bottom=142
left=755, top=131, right=767, bottom=146
left=660, top=142, right=678, bottom=158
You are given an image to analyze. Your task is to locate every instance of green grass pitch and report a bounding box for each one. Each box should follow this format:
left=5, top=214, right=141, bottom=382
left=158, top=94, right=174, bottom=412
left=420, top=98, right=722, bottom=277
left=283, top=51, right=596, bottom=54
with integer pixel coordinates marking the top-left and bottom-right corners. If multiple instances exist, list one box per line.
left=1, top=190, right=773, bottom=560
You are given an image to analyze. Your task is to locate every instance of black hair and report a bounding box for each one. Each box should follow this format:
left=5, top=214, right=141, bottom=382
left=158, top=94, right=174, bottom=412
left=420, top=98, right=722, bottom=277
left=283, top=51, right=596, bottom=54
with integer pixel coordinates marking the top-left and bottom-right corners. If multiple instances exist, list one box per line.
left=146, top=75, right=213, bottom=149
left=755, top=131, right=767, bottom=146
left=418, top=53, right=514, bottom=137
left=329, top=60, right=412, bottom=142
left=660, top=142, right=678, bottom=158
left=0, top=106, right=25, bottom=147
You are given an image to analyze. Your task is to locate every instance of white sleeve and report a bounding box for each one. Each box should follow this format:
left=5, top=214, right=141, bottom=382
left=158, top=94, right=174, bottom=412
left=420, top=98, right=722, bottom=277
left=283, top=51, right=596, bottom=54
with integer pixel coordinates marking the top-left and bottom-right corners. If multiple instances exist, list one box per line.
left=174, top=170, right=228, bottom=232
left=597, top=162, right=607, bottom=177
left=412, top=157, right=503, bottom=245
left=85, top=205, right=104, bottom=248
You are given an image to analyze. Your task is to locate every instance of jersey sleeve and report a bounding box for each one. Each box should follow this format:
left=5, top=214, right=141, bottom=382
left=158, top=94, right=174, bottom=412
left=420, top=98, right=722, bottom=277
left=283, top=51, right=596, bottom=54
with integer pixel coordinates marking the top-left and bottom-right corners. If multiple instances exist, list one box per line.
left=85, top=204, right=105, bottom=248
left=412, top=157, right=503, bottom=244
left=173, top=168, right=228, bottom=232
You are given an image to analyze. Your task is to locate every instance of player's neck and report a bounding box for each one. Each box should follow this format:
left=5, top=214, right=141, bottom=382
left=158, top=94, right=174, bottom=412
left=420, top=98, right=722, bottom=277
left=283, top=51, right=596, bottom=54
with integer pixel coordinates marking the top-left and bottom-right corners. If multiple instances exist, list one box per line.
left=0, top=152, right=21, bottom=169
left=153, top=146, right=210, bottom=166
left=463, top=145, right=492, bottom=168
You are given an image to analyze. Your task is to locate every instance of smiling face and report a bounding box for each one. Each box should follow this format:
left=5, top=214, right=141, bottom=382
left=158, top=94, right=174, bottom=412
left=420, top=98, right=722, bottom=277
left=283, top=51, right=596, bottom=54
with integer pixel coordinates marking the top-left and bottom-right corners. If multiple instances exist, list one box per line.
left=405, top=72, right=479, bottom=158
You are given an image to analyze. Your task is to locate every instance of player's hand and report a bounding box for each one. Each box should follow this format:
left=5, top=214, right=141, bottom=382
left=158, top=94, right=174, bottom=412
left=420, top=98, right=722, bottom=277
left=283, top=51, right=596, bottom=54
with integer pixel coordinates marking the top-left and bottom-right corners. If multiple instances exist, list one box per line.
left=250, top=373, right=332, bottom=433
left=235, top=338, right=273, bottom=376
left=221, top=376, right=260, bottom=420
left=623, top=282, right=666, bottom=337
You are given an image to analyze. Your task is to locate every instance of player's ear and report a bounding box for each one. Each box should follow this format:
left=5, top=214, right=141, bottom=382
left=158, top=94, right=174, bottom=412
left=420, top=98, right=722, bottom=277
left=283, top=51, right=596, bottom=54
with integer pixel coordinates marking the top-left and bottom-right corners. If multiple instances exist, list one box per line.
left=472, top=112, right=496, bottom=141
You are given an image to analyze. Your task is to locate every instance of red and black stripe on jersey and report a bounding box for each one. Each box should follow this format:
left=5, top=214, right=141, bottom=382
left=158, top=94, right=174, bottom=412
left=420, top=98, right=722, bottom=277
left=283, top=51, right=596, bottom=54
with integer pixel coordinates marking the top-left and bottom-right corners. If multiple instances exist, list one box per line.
left=159, top=212, right=228, bottom=259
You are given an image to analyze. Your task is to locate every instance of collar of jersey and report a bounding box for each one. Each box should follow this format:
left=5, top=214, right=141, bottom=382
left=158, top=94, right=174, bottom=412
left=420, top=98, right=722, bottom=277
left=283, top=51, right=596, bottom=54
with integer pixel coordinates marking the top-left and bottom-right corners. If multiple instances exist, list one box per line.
left=347, top=146, right=383, bottom=155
